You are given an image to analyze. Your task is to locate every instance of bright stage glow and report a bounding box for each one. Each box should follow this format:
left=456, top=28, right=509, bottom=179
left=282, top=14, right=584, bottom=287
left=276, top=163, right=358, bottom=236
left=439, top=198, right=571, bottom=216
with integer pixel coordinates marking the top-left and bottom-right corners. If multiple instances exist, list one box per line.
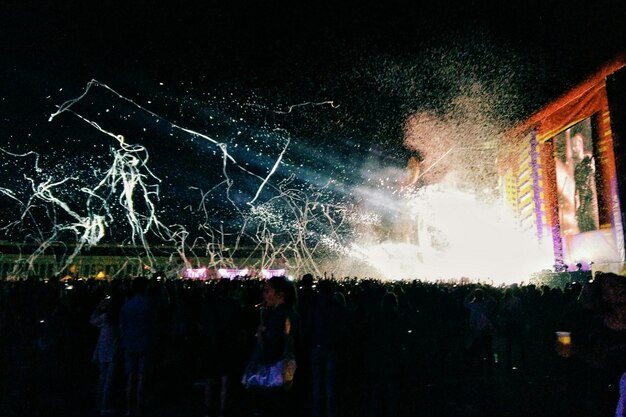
left=348, top=182, right=554, bottom=286
left=217, top=268, right=249, bottom=279
left=185, top=267, right=207, bottom=279
left=261, top=268, right=286, bottom=279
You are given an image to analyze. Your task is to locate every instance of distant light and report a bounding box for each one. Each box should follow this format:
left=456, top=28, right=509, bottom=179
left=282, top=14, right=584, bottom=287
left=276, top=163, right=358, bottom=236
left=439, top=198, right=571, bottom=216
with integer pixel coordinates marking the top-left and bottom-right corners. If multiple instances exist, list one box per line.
left=185, top=268, right=207, bottom=279
left=261, top=269, right=286, bottom=279
left=218, top=268, right=247, bottom=279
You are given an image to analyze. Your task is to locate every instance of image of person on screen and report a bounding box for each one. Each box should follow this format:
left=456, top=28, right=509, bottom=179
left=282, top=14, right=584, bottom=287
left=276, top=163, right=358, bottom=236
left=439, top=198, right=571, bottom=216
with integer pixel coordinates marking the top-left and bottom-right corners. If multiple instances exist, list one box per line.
left=555, top=138, right=579, bottom=235
left=571, top=132, right=600, bottom=232
left=554, top=120, right=600, bottom=235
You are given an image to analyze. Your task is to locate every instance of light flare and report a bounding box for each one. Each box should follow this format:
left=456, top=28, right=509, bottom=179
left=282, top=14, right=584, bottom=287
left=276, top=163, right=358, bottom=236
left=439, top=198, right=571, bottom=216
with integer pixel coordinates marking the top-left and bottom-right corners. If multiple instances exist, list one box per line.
left=349, top=182, right=554, bottom=285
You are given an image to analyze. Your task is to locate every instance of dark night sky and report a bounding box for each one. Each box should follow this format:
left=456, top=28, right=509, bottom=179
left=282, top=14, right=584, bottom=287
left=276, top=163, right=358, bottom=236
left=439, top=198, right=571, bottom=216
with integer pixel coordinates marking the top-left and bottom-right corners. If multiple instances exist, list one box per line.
left=4, top=1, right=626, bottom=112
left=3, top=0, right=626, bottom=128
left=1, top=0, right=626, bottom=247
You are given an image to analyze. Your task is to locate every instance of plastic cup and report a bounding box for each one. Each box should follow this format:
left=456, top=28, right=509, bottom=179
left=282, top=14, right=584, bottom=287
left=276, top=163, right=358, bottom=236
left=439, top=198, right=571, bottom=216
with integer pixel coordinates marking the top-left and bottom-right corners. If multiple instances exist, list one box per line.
left=556, top=331, right=571, bottom=345
left=556, top=331, right=572, bottom=358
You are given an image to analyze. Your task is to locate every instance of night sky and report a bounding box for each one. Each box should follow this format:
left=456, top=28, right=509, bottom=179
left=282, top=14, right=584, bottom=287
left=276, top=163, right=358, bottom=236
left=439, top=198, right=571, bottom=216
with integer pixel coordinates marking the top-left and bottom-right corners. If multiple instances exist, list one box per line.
left=1, top=0, right=626, bottom=268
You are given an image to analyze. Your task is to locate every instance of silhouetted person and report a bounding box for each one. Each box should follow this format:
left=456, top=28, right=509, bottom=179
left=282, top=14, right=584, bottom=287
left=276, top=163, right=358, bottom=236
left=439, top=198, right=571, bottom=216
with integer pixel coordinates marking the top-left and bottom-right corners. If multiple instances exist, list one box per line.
left=296, top=273, right=316, bottom=414
left=245, top=276, right=301, bottom=417
left=464, top=288, right=495, bottom=377
left=307, top=280, right=347, bottom=417
left=555, top=281, right=599, bottom=417
left=366, top=291, right=405, bottom=417
left=498, top=286, right=527, bottom=371
left=199, top=279, right=244, bottom=417
left=120, top=277, right=157, bottom=417
left=90, top=289, right=122, bottom=416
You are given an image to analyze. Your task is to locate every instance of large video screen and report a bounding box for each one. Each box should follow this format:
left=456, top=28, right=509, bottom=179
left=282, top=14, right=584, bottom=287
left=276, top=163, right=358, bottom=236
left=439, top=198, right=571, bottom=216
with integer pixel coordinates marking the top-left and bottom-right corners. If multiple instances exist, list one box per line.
left=553, top=117, right=600, bottom=235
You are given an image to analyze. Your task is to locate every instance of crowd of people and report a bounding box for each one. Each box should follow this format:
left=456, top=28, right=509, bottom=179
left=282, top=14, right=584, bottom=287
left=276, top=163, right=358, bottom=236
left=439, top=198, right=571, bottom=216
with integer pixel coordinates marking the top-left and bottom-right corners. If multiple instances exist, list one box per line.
left=0, top=270, right=624, bottom=417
